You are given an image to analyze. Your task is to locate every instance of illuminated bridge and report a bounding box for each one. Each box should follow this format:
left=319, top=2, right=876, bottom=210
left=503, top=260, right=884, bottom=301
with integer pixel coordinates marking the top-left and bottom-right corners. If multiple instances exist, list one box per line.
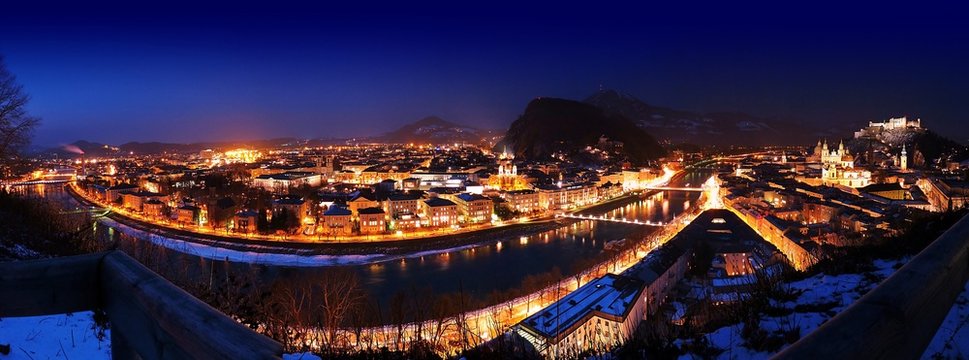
left=1, top=179, right=73, bottom=186
left=555, top=213, right=666, bottom=226
left=60, top=207, right=112, bottom=218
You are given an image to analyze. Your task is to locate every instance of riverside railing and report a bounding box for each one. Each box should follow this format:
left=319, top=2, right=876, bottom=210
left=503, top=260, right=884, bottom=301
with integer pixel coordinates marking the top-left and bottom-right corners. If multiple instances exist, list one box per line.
left=774, top=213, right=969, bottom=359
left=0, top=250, right=282, bottom=360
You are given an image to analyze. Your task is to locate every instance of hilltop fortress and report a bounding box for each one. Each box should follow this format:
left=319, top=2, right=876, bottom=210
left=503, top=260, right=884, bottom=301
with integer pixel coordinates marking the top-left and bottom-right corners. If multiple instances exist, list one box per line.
left=854, top=116, right=923, bottom=139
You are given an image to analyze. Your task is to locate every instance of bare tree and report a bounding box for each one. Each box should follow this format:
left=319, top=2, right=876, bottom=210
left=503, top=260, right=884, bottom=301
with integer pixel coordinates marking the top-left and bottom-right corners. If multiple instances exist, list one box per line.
left=429, top=296, right=457, bottom=352
left=313, top=267, right=365, bottom=353
left=0, top=55, right=40, bottom=174
left=389, top=291, right=409, bottom=351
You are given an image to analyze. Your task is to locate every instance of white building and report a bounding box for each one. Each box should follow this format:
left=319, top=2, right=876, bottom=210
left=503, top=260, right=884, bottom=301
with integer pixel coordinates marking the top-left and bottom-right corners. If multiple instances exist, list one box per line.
left=810, top=140, right=872, bottom=188
left=516, top=274, right=648, bottom=358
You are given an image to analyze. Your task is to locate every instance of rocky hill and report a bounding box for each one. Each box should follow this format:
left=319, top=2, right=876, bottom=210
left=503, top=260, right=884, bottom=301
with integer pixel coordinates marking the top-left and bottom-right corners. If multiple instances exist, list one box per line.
left=498, top=97, right=665, bottom=164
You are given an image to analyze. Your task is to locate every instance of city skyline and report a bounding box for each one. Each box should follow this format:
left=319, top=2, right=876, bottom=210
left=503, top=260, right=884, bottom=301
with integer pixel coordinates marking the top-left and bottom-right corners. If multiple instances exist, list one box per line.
left=2, top=3, right=968, bottom=146
left=4, top=5, right=969, bottom=358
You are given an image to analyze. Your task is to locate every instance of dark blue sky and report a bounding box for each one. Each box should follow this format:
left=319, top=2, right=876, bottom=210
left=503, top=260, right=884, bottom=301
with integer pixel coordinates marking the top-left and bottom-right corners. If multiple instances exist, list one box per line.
left=2, top=2, right=968, bottom=146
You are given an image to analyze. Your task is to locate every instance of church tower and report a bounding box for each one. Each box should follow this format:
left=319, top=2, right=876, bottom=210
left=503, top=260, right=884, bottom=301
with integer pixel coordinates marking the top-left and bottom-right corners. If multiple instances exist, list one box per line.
left=490, top=146, right=525, bottom=191
left=901, top=145, right=908, bottom=171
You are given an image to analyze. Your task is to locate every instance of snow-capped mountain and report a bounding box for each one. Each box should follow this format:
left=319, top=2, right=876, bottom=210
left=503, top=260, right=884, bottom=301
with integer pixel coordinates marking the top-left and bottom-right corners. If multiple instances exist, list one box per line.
left=584, top=89, right=836, bottom=146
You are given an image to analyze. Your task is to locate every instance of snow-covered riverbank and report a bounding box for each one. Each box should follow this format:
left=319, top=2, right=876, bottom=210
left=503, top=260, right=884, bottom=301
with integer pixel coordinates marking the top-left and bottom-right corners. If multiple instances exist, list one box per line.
left=106, top=217, right=497, bottom=267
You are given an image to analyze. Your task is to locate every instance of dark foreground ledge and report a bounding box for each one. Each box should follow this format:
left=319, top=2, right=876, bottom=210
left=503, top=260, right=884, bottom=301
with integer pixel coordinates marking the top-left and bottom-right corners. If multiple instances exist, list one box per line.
left=0, top=250, right=282, bottom=360
left=774, top=213, right=969, bottom=360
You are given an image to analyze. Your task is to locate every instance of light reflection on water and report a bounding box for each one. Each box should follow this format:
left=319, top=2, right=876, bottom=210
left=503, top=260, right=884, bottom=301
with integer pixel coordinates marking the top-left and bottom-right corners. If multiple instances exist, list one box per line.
left=24, top=170, right=711, bottom=303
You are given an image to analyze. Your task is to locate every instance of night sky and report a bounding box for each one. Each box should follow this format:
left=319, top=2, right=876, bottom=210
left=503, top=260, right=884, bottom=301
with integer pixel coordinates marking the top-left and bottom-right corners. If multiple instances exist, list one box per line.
left=2, top=3, right=967, bottom=147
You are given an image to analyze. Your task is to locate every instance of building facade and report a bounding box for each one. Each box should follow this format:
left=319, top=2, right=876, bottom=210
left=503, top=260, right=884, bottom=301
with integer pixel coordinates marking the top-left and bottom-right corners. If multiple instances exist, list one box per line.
left=357, top=207, right=387, bottom=234
left=503, top=189, right=541, bottom=214
left=450, top=193, right=493, bottom=224
left=422, top=198, right=458, bottom=228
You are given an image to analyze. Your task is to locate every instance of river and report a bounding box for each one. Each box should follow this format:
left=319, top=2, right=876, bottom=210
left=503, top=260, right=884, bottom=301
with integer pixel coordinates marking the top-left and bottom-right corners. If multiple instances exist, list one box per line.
left=25, top=169, right=711, bottom=308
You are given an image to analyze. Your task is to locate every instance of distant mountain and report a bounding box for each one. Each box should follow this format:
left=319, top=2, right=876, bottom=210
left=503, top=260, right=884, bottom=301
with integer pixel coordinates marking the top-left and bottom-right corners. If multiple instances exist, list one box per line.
left=498, top=97, right=665, bottom=164
left=375, top=116, right=500, bottom=144
left=37, top=140, right=117, bottom=158
left=36, top=138, right=300, bottom=158
left=584, top=89, right=838, bottom=146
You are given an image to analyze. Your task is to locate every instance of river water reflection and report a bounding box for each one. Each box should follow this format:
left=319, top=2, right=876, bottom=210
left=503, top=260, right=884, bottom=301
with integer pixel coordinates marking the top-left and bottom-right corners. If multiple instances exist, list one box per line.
left=30, top=169, right=711, bottom=305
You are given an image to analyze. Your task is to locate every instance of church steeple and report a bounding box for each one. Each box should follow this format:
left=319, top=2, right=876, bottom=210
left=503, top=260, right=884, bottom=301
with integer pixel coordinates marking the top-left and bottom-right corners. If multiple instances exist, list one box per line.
left=901, top=144, right=908, bottom=170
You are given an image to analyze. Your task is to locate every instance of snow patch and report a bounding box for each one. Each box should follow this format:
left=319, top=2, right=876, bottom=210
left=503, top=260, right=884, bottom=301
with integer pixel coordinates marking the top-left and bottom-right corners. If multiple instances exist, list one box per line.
left=0, top=311, right=109, bottom=359
left=923, top=280, right=969, bottom=358
left=283, top=352, right=323, bottom=360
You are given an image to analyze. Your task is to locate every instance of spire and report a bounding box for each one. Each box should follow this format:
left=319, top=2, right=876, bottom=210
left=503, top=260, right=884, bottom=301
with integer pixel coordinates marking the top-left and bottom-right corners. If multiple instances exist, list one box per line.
left=901, top=144, right=909, bottom=170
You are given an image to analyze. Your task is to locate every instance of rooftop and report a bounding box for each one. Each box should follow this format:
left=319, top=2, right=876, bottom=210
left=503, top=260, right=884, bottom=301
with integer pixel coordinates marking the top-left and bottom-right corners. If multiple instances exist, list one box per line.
left=424, top=197, right=457, bottom=207
left=323, top=206, right=352, bottom=216
left=387, top=192, right=422, bottom=201
left=255, top=172, right=318, bottom=180
left=107, top=183, right=139, bottom=190
left=358, top=207, right=385, bottom=215
left=456, top=193, right=489, bottom=202
left=520, top=273, right=644, bottom=340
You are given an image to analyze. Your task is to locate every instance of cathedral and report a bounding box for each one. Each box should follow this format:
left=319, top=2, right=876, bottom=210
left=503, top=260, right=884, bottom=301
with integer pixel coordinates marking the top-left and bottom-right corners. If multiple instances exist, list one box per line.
left=810, top=139, right=872, bottom=188
left=488, top=148, right=529, bottom=191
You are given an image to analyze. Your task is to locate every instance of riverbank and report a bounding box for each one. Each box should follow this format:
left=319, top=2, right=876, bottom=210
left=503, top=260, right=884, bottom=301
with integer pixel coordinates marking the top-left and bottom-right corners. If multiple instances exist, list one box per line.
left=70, top=183, right=567, bottom=245
left=70, top=185, right=573, bottom=256
left=68, top=183, right=662, bottom=258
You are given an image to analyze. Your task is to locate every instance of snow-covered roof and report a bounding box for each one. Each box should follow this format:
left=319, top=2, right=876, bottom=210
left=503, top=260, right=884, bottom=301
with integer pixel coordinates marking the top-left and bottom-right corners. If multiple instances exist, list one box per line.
left=519, top=274, right=644, bottom=340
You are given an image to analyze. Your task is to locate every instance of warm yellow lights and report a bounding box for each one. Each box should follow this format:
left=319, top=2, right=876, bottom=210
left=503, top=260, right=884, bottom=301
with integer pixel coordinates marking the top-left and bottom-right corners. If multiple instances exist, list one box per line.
left=223, top=148, right=262, bottom=163
left=700, top=175, right=723, bottom=210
